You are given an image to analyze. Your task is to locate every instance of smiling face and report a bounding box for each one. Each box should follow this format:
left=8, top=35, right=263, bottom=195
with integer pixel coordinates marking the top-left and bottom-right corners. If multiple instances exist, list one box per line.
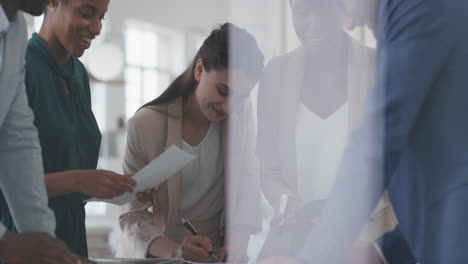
left=193, top=59, right=256, bottom=122
left=291, top=0, right=345, bottom=49
left=46, top=0, right=109, bottom=58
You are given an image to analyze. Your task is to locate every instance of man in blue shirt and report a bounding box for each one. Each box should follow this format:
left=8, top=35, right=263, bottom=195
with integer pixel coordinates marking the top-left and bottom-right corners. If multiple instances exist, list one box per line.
left=0, top=0, right=81, bottom=263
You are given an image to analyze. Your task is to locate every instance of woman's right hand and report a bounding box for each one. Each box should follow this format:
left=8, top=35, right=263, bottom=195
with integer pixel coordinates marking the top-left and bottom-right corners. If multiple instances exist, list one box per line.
left=150, top=235, right=214, bottom=262
left=77, top=170, right=136, bottom=199
left=179, top=235, right=214, bottom=262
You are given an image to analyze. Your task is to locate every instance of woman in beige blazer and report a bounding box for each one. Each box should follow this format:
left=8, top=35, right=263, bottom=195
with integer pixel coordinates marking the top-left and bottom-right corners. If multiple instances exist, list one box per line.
left=117, top=23, right=265, bottom=263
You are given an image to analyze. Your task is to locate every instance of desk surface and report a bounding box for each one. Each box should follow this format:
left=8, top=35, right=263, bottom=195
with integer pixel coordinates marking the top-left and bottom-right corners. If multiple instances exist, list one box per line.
left=91, top=258, right=209, bottom=264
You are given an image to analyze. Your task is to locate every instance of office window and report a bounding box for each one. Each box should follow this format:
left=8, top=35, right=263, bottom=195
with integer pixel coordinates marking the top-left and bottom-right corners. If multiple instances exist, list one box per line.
left=124, top=20, right=186, bottom=119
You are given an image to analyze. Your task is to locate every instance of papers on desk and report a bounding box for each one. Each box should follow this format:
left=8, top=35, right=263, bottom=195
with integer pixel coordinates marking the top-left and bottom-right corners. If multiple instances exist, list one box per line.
left=85, top=145, right=195, bottom=206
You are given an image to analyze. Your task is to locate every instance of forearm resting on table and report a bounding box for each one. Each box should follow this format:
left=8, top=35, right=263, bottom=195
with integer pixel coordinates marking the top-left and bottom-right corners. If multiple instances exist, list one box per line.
left=147, top=236, right=179, bottom=258
left=45, top=170, right=81, bottom=197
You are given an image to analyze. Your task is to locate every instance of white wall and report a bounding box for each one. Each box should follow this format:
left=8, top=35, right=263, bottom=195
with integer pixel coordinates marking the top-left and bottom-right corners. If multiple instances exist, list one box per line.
left=109, top=0, right=228, bottom=34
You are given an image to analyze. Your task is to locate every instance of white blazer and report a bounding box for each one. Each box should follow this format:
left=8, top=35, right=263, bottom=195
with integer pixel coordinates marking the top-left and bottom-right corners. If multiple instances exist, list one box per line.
left=257, top=37, right=397, bottom=241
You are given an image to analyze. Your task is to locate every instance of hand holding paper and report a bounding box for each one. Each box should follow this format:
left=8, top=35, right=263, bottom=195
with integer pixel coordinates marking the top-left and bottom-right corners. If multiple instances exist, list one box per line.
left=86, top=145, right=195, bottom=205
left=136, top=186, right=160, bottom=202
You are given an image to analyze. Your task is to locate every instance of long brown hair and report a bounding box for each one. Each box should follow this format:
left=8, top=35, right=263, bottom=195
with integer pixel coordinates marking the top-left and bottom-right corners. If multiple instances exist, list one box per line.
left=139, top=23, right=264, bottom=110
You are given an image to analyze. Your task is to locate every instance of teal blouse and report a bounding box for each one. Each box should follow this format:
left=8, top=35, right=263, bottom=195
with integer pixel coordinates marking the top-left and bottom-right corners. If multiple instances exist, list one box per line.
left=0, top=33, right=101, bottom=257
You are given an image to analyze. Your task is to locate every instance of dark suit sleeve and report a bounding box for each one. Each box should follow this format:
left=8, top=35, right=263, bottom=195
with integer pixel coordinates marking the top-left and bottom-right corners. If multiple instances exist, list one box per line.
left=376, top=226, right=417, bottom=264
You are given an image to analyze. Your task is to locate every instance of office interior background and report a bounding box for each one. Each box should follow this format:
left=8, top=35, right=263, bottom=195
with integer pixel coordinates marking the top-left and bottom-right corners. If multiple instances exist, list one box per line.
left=23, top=0, right=375, bottom=259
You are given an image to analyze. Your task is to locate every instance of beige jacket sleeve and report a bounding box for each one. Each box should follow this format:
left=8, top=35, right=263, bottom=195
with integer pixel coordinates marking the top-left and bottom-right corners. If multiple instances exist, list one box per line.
left=117, top=109, right=167, bottom=258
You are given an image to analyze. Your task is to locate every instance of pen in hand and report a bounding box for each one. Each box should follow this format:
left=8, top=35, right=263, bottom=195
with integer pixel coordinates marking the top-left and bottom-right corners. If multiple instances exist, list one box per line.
left=181, top=218, right=218, bottom=261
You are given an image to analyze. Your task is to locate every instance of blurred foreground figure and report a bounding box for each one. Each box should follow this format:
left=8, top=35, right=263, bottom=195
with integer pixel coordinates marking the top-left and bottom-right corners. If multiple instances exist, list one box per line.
left=260, top=0, right=468, bottom=263
left=257, top=0, right=397, bottom=262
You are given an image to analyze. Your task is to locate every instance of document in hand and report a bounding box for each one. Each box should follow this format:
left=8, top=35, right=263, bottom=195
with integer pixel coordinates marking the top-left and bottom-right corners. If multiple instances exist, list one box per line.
left=85, top=145, right=195, bottom=205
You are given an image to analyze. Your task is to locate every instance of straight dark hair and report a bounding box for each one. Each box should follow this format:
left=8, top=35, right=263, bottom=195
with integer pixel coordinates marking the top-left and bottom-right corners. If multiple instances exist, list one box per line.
left=139, top=23, right=264, bottom=111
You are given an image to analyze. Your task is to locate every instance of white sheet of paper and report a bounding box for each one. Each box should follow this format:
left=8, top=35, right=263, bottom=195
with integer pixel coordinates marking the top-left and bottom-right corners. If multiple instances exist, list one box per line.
left=85, top=145, right=195, bottom=206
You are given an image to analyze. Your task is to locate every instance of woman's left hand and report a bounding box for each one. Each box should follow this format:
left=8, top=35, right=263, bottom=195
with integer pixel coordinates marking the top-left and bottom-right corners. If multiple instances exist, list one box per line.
left=136, top=185, right=160, bottom=202
left=214, top=246, right=227, bottom=263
